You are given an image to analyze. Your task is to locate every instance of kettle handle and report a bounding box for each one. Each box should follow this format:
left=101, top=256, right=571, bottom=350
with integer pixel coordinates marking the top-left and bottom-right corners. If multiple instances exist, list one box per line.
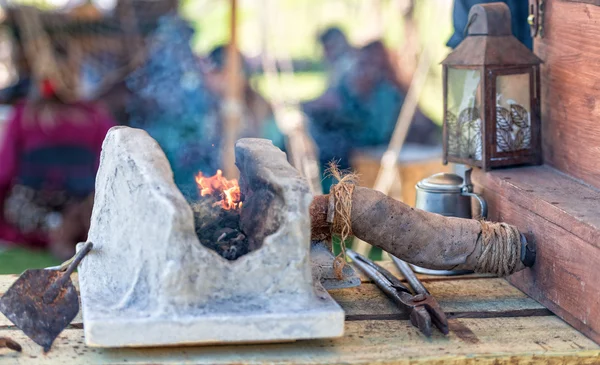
left=462, top=168, right=488, bottom=219
left=461, top=191, right=488, bottom=219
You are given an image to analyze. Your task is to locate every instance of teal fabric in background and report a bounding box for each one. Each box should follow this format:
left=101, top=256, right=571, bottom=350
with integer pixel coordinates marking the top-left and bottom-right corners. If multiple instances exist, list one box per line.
left=447, top=0, right=533, bottom=50
left=261, top=116, right=286, bottom=151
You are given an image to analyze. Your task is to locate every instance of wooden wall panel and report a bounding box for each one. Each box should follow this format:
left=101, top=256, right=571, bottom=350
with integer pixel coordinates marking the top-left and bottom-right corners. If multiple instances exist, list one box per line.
left=473, top=166, right=600, bottom=344
left=486, top=191, right=600, bottom=343
left=537, top=0, right=600, bottom=189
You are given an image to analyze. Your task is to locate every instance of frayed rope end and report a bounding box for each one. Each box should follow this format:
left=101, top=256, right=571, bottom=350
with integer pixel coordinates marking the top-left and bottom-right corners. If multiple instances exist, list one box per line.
left=326, top=161, right=359, bottom=280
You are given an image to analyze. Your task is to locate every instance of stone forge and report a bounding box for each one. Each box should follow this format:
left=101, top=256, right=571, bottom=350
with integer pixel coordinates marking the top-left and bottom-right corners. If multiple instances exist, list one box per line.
left=78, top=126, right=344, bottom=348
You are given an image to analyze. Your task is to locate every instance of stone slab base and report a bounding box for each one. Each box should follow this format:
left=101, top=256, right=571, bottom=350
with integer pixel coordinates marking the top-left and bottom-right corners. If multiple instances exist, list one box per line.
left=84, top=299, right=344, bottom=347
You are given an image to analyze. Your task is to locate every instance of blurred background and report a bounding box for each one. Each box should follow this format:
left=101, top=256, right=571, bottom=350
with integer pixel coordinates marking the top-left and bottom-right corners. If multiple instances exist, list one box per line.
left=0, top=0, right=456, bottom=272
left=0, top=0, right=453, bottom=118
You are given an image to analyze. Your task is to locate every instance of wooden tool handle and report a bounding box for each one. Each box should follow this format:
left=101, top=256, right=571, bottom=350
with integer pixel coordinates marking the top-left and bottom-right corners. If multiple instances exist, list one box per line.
left=311, top=187, right=523, bottom=272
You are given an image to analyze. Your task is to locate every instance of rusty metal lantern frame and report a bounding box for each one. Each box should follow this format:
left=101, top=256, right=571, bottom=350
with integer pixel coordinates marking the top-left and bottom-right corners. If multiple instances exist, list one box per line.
left=442, top=2, right=543, bottom=170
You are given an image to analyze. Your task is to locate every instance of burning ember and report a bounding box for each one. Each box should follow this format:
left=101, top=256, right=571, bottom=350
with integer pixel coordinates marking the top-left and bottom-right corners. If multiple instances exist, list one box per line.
left=195, top=170, right=242, bottom=210
left=192, top=169, right=248, bottom=260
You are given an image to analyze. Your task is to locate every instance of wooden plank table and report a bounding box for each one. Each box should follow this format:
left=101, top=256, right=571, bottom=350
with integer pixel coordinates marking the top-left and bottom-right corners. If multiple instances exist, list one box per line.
left=1, top=263, right=599, bottom=364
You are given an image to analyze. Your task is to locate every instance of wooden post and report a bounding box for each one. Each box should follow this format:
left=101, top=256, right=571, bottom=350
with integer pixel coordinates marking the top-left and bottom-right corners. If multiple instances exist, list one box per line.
left=222, top=0, right=243, bottom=179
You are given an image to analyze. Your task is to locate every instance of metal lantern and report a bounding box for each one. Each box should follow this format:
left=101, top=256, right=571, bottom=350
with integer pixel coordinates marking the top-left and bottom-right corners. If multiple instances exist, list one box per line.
left=442, top=2, right=542, bottom=170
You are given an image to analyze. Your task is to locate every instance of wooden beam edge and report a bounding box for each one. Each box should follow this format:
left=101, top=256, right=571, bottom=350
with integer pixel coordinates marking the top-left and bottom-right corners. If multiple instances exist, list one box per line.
left=473, top=166, right=600, bottom=249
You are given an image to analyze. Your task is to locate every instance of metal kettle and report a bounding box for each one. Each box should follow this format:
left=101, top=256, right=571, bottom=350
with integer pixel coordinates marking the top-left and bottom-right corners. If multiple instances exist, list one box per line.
left=411, top=169, right=487, bottom=275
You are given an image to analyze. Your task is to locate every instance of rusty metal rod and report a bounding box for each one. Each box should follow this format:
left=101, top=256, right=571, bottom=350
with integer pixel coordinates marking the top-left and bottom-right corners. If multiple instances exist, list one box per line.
left=43, top=242, right=93, bottom=304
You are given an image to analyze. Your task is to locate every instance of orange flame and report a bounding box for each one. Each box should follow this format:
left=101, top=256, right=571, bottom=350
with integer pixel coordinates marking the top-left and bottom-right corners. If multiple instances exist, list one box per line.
left=195, top=169, right=242, bottom=210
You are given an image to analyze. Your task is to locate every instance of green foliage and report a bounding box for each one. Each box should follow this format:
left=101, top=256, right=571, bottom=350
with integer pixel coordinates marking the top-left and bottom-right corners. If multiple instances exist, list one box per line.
left=251, top=71, right=327, bottom=103
left=332, top=237, right=384, bottom=261
left=6, top=0, right=58, bottom=10
left=0, top=247, right=60, bottom=275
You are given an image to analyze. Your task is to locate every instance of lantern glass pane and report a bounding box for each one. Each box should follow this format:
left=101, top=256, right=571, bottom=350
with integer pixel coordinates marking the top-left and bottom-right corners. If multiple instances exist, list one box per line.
left=446, top=68, right=482, bottom=161
left=495, top=73, right=531, bottom=153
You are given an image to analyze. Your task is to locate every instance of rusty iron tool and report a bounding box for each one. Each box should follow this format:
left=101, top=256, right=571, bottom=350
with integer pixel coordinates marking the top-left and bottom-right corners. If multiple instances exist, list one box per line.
left=0, top=242, right=93, bottom=352
left=391, top=255, right=449, bottom=334
left=0, top=337, right=22, bottom=352
left=347, top=249, right=448, bottom=337
left=391, top=256, right=431, bottom=296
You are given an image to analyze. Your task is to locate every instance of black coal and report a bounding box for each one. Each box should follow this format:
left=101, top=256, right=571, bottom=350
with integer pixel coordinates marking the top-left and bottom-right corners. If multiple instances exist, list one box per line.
left=191, top=198, right=250, bottom=260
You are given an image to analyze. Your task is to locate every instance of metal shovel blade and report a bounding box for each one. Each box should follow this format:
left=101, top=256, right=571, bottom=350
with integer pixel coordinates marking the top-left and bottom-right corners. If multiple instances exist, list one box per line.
left=0, top=269, right=79, bottom=352
left=0, top=242, right=92, bottom=352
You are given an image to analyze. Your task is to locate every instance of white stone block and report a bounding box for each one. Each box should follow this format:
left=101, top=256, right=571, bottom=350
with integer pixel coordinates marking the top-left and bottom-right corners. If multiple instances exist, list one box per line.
left=78, top=127, right=345, bottom=347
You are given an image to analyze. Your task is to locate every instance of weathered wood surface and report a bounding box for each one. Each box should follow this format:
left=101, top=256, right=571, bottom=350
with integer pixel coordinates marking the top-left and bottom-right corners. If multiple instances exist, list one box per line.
left=473, top=166, right=600, bottom=345
left=2, top=317, right=599, bottom=365
left=1, top=271, right=599, bottom=364
left=537, top=0, right=600, bottom=189
left=331, top=279, right=547, bottom=319
left=0, top=265, right=494, bottom=327
left=0, top=272, right=523, bottom=328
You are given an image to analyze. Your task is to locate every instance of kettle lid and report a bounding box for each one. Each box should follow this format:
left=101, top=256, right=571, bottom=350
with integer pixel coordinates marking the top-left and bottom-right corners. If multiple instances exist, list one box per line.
left=416, top=173, right=464, bottom=192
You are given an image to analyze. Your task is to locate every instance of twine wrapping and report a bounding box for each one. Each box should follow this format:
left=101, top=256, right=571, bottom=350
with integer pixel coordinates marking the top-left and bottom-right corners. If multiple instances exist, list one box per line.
left=476, top=221, right=521, bottom=277
left=326, top=162, right=358, bottom=280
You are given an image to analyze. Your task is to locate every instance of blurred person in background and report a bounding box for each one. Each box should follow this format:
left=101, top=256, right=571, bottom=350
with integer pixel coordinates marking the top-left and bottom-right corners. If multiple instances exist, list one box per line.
left=125, top=13, right=220, bottom=198
left=0, top=77, right=115, bottom=260
left=343, top=41, right=438, bottom=149
left=203, top=44, right=285, bottom=150
left=318, top=27, right=358, bottom=90
left=301, top=27, right=358, bottom=123
left=126, top=16, right=284, bottom=200
left=301, top=27, right=359, bottom=183
left=304, top=34, right=439, bottom=191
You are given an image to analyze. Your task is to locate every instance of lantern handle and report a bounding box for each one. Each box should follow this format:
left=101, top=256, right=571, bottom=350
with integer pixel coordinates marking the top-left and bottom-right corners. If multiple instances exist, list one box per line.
left=463, top=13, right=478, bottom=38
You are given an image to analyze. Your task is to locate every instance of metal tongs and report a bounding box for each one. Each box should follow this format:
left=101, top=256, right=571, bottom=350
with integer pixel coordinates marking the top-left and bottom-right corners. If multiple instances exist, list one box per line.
left=347, top=250, right=449, bottom=337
